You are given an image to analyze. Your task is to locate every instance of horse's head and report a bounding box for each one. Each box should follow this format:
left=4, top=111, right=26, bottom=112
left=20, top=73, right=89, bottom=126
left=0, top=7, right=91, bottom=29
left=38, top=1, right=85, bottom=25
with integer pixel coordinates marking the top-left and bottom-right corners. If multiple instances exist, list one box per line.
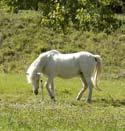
left=26, top=52, right=49, bottom=95
left=26, top=72, right=41, bottom=95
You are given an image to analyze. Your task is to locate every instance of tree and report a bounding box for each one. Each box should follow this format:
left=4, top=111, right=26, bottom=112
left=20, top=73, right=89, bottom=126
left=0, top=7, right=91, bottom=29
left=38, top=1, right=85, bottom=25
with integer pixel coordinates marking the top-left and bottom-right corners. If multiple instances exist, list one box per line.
left=2, top=0, right=121, bottom=33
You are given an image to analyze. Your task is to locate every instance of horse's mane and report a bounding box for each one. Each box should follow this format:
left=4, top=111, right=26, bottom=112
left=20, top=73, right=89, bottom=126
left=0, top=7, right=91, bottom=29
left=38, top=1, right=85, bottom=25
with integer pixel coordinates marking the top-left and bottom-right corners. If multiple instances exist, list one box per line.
left=26, top=56, right=41, bottom=83
left=26, top=50, right=60, bottom=83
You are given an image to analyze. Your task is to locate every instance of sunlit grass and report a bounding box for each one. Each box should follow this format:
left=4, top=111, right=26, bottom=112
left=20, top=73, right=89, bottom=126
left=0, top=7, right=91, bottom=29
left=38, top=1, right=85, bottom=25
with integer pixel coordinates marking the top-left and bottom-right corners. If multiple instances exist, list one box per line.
left=0, top=73, right=125, bottom=131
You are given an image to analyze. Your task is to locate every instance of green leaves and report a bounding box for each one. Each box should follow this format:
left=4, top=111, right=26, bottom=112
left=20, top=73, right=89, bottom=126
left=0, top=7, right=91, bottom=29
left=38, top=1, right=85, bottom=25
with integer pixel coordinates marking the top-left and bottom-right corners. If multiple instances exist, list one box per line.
left=1, top=0, right=121, bottom=33
left=39, top=0, right=121, bottom=33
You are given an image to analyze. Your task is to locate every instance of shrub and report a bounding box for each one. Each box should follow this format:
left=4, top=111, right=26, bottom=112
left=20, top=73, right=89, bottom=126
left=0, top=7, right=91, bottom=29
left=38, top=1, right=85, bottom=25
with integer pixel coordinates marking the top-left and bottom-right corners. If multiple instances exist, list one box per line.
left=1, top=0, right=121, bottom=33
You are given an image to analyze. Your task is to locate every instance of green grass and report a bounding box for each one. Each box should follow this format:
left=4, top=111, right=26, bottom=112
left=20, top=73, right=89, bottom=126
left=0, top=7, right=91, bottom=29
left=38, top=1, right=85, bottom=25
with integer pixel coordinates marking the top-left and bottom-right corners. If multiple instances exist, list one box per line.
left=0, top=7, right=125, bottom=131
left=0, top=74, right=125, bottom=131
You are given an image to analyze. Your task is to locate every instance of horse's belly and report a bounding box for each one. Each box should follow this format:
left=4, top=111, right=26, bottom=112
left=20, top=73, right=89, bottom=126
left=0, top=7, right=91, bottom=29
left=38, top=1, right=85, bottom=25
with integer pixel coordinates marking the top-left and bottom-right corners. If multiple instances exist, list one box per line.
left=57, top=65, right=79, bottom=78
left=58, top=73, right=79, bottom=78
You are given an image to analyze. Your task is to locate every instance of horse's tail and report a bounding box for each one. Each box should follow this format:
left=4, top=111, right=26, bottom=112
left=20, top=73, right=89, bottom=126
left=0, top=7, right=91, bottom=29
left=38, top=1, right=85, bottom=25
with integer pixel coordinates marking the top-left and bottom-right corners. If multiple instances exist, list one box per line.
left=92, top=55, right=102, bottom=91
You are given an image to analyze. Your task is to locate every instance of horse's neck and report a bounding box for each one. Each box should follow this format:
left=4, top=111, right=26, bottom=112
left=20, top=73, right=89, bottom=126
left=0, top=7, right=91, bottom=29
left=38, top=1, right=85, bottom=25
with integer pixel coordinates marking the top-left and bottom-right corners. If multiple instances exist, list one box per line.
left=34, top=51, right=58, bottom=73
left=35, top=55, right=47, bottom=73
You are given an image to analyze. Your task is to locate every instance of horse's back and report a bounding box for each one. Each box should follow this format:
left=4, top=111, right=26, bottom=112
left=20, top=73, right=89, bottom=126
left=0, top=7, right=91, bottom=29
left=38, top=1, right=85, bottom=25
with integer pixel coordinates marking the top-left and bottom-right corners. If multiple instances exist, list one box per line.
left=40, top=50, right=60, bottom=57
left=53, top=51, right=96, bottom=69
left=49, top=52, right=79, bottom=78
left=55, top=51, right=96, bottom=78
left=53, top=51, right=93, bottom=78
left=43, top=50, right=97, bottom=78
left=48, top=50, right=60, bottom=55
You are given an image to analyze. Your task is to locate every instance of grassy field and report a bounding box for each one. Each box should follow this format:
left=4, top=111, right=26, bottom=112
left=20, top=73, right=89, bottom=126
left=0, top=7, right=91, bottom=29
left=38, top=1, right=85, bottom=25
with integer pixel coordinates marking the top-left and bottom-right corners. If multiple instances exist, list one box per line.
left=0, top=4, right=125, bottom=131
left=0, top=73, right=125, bottom=131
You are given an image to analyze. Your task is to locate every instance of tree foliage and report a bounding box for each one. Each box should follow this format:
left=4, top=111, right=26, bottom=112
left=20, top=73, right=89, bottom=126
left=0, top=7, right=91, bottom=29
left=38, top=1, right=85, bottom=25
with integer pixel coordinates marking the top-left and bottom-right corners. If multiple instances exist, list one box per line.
left=38, top=0, right=122, bottom=33
left=1, top=0, right=122, bottom=33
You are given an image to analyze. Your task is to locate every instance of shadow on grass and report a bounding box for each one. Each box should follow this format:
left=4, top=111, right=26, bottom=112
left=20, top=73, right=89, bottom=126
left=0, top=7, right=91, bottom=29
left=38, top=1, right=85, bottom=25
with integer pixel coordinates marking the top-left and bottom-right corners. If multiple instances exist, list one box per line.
left=93, top=98, right=125, bottom=107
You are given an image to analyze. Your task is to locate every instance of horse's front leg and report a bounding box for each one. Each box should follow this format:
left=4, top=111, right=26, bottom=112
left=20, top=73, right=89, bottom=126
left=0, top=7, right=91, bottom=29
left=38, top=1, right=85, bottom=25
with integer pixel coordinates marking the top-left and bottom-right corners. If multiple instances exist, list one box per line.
left=46, top=78, right=55, bottom=101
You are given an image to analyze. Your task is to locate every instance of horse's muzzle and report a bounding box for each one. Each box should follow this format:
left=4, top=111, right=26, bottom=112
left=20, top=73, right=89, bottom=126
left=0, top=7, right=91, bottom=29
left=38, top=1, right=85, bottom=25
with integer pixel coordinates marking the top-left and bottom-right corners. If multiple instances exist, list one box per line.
left=33, top=90, right=38, bottom=95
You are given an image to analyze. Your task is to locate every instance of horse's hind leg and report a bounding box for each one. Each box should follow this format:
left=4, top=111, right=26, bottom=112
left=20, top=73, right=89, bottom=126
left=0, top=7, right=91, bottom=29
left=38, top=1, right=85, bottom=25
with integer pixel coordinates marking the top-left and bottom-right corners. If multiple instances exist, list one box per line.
left=76, top=86, right=87, bottom=100
left=86, top=78, right=93, bottom=103
left=76, top=74, right=87, bottom=100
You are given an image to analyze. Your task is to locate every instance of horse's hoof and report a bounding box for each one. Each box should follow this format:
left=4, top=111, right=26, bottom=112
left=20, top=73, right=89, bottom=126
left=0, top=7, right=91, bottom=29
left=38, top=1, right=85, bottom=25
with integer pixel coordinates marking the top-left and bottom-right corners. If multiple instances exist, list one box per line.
left=33, top=90, right=38, bottom=95
left=76, top=97, right=80, bottom=101
left=86, top=99, right=92, bottom=103
left=51, top=97, right=56, bottom=102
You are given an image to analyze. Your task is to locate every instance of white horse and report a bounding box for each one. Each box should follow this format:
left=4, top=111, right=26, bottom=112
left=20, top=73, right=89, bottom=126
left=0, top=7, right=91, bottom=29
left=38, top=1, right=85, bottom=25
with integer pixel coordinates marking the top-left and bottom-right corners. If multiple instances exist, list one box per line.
left=26, top=50, right=101, bottom=103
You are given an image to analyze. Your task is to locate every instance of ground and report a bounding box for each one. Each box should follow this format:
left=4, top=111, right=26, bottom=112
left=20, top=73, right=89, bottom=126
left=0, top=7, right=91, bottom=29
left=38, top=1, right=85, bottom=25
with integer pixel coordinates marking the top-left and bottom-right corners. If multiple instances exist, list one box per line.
left=0, top=74, right=125, bottom=131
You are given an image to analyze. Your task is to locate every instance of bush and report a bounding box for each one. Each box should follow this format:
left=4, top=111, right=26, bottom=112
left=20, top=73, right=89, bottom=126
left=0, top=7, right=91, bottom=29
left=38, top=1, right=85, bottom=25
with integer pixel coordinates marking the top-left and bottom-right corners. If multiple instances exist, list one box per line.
left=1, top=0, right=121, bottom=33
left=39, top=0, right=121, bottom=33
